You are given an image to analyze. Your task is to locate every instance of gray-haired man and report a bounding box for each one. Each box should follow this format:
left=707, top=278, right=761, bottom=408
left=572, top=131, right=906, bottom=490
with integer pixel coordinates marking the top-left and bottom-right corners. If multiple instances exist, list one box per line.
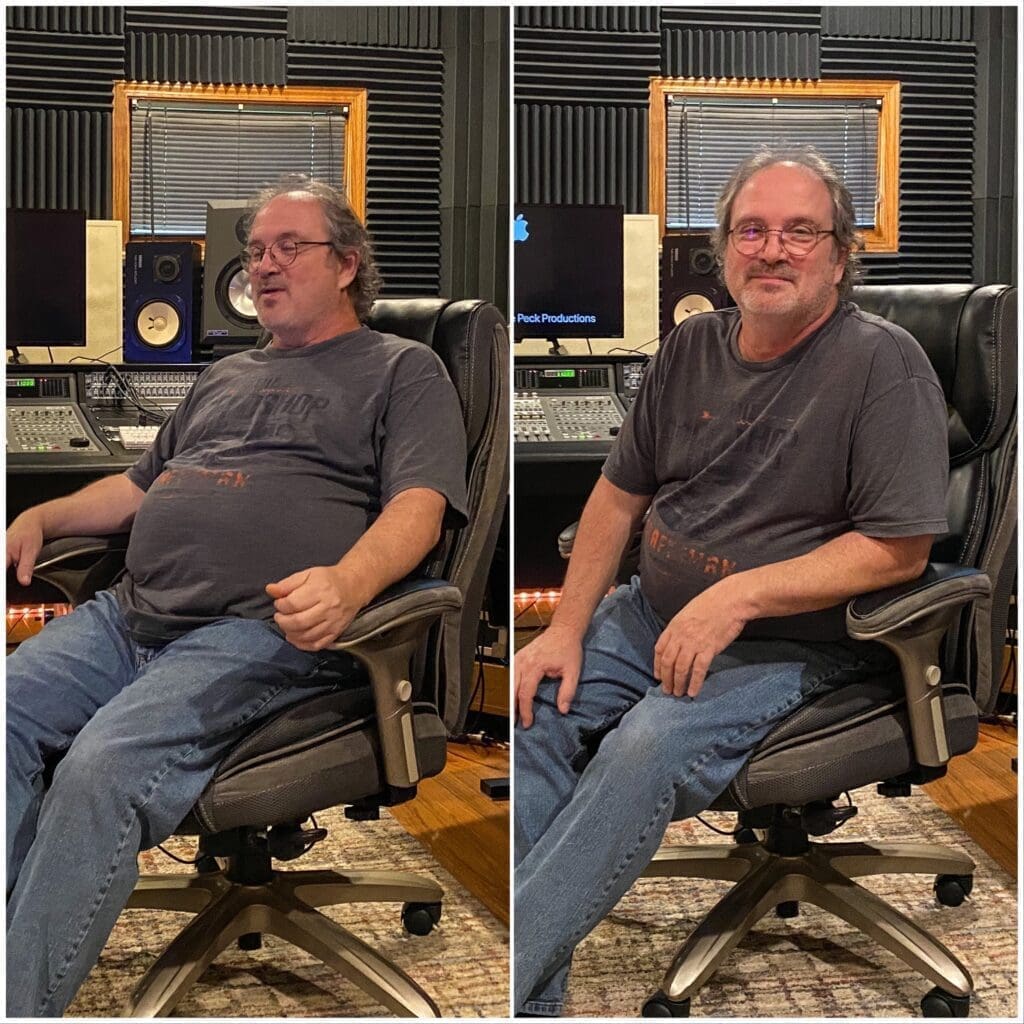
left=6, top=177, right=467, bottom=1015
left=513, top=148, right=949, bottom=1015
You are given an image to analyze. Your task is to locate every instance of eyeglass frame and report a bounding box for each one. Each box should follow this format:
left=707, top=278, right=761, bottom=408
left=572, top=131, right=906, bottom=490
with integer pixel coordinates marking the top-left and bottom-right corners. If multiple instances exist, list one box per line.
left=727, top=224, right=837, bottom=258
left=240, top=239, right=336, bottom=270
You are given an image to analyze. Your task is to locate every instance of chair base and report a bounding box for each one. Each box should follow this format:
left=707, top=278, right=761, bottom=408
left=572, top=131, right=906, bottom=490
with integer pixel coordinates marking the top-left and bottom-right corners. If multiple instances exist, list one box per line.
left=642, top=834, right=975, bottom=1010
left=124, top=866, right=444, bottom=1017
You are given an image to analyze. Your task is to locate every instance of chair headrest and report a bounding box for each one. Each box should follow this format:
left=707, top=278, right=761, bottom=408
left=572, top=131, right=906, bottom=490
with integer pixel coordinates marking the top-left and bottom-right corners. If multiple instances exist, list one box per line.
left=851, top=284, right=1017, bottom=463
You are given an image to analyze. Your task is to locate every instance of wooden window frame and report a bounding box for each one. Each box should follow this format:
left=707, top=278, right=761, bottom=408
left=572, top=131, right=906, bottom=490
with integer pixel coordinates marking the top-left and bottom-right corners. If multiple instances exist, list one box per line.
left=649, top=77, right=900, bottom=252
left=112, top=81, right=367, bottom=248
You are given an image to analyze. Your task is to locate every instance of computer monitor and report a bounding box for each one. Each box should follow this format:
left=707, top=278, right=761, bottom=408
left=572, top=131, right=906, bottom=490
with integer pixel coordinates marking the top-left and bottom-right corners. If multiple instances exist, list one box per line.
left=6, top=209, right=87, bottom=349
left=513, top=204, right=624, bottom=341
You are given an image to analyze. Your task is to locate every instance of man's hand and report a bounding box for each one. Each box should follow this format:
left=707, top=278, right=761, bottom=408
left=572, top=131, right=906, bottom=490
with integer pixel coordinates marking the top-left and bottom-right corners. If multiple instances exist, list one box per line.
left=266, top=566, right=362, bottom=652
left=515, top=624, right=584, bottom=728
left=6, top=511, right=45, bottom=586
left=654, top=578, right=749, bottom=699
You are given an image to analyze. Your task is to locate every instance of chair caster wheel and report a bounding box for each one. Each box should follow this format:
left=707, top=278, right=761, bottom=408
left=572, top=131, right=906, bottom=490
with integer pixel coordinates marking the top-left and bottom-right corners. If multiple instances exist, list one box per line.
left=775, top=900, right=799, bottom=918
left=934, top=874, right=973, bottom=907
left=237, top=932, right=262, bottom=951
left=920, top=987, right=970, bottom=1017
left=642, top=992, right=690, bottom=1017
left=734, top=827, right=758, bottom=845
left=402, top=900, right=442, bottom=935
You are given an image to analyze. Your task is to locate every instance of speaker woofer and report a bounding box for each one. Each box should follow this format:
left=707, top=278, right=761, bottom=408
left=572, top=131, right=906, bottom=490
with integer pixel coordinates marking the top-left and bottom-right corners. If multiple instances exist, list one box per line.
left=671, top=293, right=715, bottom=325
left=215, top=258, right=258, bottom=326
left=135, top=300, right=182, bottom=348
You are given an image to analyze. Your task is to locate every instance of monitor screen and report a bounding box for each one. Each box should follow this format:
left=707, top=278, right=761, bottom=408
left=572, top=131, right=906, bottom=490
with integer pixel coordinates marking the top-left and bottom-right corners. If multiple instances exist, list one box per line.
left=513, top=204, right=624, bottom=341
left=6, top=209, right=87, bottom=348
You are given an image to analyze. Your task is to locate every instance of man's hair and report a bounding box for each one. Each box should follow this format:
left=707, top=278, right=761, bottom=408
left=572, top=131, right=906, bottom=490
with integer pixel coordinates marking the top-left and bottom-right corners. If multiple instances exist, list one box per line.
left=710, top=145, right=865, bottom=298
left=243, top=174, right=382, bottom=320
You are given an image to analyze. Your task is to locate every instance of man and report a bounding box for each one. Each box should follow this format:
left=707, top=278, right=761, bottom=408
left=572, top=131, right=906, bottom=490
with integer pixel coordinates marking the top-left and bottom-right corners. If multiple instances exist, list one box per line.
left=513, top=147, right=949, bottom=1015
left=6, top=176, right=468, bottom=1016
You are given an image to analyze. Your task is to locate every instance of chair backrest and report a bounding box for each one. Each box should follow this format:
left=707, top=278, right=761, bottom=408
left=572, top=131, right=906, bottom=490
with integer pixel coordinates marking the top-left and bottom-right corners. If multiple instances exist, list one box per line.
left=851, top=285, right=1017, bottom=712
left=366, top=298, right=509, bottom=732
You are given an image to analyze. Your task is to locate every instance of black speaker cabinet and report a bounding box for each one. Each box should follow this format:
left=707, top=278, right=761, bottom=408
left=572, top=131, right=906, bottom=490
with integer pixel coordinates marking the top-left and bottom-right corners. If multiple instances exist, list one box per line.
left=124, top=241, right=200, bottom=363
left=660, top=233, right=731, bottom=338
left=201, top=199, right=262, bottom=355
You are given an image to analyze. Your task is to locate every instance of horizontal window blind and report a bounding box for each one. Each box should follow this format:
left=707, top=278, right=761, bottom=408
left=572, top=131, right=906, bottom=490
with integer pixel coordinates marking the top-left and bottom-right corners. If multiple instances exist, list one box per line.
left=666, top=96, right=879, bottom=230
left=130, top=100, right=346, bottom=235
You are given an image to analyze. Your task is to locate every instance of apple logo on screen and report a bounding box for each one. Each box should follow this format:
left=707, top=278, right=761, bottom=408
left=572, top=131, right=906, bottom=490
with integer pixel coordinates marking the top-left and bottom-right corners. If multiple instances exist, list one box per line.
left=514, top=214, right=529, bottom=242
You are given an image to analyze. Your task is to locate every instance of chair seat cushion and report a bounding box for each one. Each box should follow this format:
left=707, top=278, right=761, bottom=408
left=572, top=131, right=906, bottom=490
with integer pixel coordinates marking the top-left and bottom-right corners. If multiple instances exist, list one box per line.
left=177, top=688, right=448, bottom=834
left=690, top=673, right=979, bottom=815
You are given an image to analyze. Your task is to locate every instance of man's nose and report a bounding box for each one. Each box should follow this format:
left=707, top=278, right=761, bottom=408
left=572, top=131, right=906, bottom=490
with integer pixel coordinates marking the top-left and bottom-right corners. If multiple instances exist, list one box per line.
left=252, top=249, right=276, bottom=274
left=761, top=230, right=788, bottom=261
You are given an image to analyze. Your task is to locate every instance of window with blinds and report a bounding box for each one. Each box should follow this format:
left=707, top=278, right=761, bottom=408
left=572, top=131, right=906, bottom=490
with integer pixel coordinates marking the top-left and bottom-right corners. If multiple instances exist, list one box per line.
left=649, top=79, right=900, bottom=252
left=129, top=101, right=347, bottom=236
left=666, top=97, right=879, bottom=230
left=113, top=83, right=368, bottom=246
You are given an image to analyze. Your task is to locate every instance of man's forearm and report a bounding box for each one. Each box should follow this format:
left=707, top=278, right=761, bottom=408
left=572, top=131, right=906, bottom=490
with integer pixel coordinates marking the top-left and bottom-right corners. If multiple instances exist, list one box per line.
left=29, top=473, right=145, bottom=539
left=332, top=487, right=447, bottom=610
left=727, top=530, right=932, bottom=622
left=550, top=475, right=652, bottom=638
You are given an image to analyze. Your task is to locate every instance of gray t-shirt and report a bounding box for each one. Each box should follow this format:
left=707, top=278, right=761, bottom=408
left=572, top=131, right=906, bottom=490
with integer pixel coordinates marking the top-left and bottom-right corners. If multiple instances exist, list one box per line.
left=118, top=326, right=468, bottom=645
left=603, top=302, right=949, bottom=641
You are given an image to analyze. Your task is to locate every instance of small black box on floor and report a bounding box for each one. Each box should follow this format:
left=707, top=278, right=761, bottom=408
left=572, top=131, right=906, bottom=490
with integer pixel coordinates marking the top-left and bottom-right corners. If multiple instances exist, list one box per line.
left=480, top=777, right=509, bottom=801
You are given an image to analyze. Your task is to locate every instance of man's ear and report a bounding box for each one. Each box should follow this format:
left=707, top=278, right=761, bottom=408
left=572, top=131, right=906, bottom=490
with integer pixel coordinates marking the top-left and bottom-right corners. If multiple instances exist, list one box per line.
left=336, top=249, right=359, bottom=290
left=833, top=248, right=849, bottom=286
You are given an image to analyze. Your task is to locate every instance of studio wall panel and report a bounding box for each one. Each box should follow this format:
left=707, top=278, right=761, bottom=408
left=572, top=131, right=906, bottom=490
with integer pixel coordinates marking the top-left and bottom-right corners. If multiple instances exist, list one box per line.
left=972, top=6, right=1017, bottom=284
left=822, top=35, right=976, bottom=282
left=440, top=7, right=509, bottom=315
left=288, top=7, right=440, bottom=49
left=821, top=7, right=973, bottom=42
left=126, top=32, right=287, bottom=85
left=660, top=29, right=820, bottom=78
left=6, top=6, right=124, bottom=36
left=123, top=6, right=288, bottom=38
left=515, top=6, right=660, bottom=33
left=7, top=108, right=111, bottom=219
left=661, top=7, right=821, bottom=32
left=6, top=31, right=124, bottom=109
left=515, top=104, right=648, bottom=213
left=515, top=28, right=661, bottom=106
left=289, top=43, right=445, bottom=296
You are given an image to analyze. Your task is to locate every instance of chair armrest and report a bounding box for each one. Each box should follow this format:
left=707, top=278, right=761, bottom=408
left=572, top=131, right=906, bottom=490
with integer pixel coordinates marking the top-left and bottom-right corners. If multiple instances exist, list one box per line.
left=558, top=521, right=579, bottom=560
left=846, top=563, right=991, bottom=767
left=332, top=579, right=463, bottom=789
left=26, top=534, right=131, bottom=606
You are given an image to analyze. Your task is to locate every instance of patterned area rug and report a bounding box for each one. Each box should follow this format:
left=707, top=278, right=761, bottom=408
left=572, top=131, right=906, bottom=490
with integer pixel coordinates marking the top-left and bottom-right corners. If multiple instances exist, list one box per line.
left=565, top=786, right=1018, bottom=1018
left=69, top=807, right=509, bottom=1018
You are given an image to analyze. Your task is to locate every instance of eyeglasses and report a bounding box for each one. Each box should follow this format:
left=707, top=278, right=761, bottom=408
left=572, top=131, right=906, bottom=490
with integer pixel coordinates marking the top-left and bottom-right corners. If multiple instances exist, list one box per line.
left=240, top=239, right=334, bottom=269
left=729, top=225, right=836, bottom=257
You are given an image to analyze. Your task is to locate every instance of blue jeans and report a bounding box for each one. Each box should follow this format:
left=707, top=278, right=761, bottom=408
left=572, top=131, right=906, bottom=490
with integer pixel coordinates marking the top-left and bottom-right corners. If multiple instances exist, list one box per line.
left=6, top=589, right=351, bottom=1017
left=514, top=578, right=894, bottom=1015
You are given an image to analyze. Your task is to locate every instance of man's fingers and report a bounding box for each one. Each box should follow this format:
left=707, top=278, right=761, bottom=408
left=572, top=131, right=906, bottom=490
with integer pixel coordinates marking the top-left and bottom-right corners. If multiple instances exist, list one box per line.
left=516, top=669, right=543, bottom=729
left=16, top=548, right=36, bottom=587
left=555, top=668, right=579, bottom=714
left=687, top=654, right=712, bottom=698
left=266, top=569, right=310, bottom=599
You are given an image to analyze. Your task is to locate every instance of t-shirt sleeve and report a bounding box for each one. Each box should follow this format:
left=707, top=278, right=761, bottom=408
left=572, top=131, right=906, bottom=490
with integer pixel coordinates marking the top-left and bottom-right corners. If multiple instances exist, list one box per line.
left=379, top=352, right=469, bottom=528
left=602, top=346, right=663, bottom=497
left=848, top=373, right=950, bottom=537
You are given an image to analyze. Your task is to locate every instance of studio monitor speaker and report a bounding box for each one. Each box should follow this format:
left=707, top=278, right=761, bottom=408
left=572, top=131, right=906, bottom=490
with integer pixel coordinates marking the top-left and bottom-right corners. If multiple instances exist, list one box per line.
left=660, top=233, right=731, bottom=338
left=202, top=200, right=261, bottom=355
left=124, top=241, right=200, bottom=363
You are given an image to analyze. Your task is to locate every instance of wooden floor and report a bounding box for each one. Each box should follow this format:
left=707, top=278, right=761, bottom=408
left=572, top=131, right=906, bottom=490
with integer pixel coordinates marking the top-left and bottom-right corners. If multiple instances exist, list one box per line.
left=924, top=719, right=1018, bottom=877
left=392, top=739, right=510, bottom=925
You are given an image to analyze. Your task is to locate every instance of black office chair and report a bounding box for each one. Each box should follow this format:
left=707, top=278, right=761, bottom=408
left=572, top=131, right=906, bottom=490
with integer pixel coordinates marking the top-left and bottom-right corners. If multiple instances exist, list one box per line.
left=559, top=285, right=1016, bottom=1018
left=21, top=298, right=509, bottom=1017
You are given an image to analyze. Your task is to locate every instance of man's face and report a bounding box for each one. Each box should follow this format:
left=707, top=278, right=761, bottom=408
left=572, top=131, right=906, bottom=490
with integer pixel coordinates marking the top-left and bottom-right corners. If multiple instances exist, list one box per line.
left=722, top=162, right=845, bottom=324
left=248, top=193, right=358, bottom=339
